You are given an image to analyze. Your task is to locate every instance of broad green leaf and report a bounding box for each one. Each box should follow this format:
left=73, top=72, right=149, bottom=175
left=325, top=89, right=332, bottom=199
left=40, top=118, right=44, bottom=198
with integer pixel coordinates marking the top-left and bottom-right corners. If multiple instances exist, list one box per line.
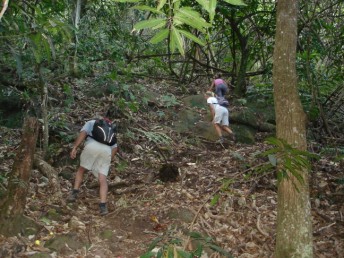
left=171, top=27, right=184, bottom=56
left=176, top=250, right=192, bottom=258
left=152, top=21, right=167, bottom=30
left=179, top=29, right=205, bottom=46
left=134, top=18, right=166, bottom=30
left=189, top=231, right=203, bottom=239
left=195, top=0, right=210, bottom=12
left=176, top=7, right=211, bottom=28
left=178, top=7, right=203, bottom=20
left=157, top=0, right=167, bottom=11
left=131, top=5, right=164, bottom=14
left=150, top=29, right=169, bottom=44
left=173, top=0, right=181, bottom=10
left=209, top=0, right=217, bottom=22
left=28, top=34, right=42, bottom=63
left=147, top=236, right=163, bottom=251
left=208, top=243, right=233, bottom=256
left=41, top=33, right=52, bottom=62
left=174, top=14, right=209, bottom=33
left=222, top=0, right=247, bottom=6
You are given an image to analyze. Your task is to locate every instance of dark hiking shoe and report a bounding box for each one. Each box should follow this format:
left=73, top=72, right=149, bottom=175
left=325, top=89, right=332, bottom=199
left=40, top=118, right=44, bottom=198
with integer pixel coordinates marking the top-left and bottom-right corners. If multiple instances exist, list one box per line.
left=99, top=203, right=108, bottom=216
left=67, top=189, right=79, bottom=202
left=218, top=136, right=225, bottom=144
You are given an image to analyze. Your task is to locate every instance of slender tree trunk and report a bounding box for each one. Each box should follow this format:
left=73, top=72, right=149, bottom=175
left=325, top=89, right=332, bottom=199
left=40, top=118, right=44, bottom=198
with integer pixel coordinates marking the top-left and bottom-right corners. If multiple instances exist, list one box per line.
left=229, top=17, right=249, bottom=97
left=75, top=0, right=81, bottom=29
left=0, top=117, right=40, bottom=236
left=235, top=43, right=249, bottom=97
left=0, top=0, right=9, bottom=21
left=38, top=64, right=49, bottom=158
left=273, top=0, right=313, bottom=257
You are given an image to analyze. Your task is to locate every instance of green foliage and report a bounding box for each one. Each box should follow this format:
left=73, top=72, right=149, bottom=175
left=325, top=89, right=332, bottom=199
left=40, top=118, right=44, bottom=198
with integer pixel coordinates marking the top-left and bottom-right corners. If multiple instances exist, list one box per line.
left=115, top=0, right=245, bottom=56
left=134, top=128, right=172, bottom=145
left=140, top=231, right=232, bottom=257
left=335, top=178, right=344, bottom=185
left=261, top=137, right=319, bottom=187
left=62, top=84, right=74, bottom=110
left=48, top=112, right=74, bottom=142
left=0, top=173, right=6, bottom=185
left=160, top=93, right=179, bottom=108
left=210, top=194, right=220, bottom=207
left=320, top=147, right=344, bottom=156
left=115, top=160, right=129, bottom=173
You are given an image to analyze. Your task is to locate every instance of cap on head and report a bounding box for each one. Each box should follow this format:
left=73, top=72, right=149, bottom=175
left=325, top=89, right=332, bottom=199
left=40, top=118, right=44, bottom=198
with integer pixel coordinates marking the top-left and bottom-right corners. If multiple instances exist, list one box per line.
left=205, top=91, right=214, bottom=97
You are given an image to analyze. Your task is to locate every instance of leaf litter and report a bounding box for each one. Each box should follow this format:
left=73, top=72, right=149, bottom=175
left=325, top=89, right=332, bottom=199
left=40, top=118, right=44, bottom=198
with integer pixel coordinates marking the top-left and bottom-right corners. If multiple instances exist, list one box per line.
left=0, top=80, right=343, bottom=258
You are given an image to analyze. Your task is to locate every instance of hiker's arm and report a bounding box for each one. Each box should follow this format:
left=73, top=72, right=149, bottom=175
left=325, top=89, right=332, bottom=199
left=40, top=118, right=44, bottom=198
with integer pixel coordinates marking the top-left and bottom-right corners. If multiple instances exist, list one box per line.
left=208, top=80, right=215, bottom=91
left=111, top=146, right=118, bottom=161
left=208, top=104, right=215, bottom=120
left=70, top=131, right=87, bottom=159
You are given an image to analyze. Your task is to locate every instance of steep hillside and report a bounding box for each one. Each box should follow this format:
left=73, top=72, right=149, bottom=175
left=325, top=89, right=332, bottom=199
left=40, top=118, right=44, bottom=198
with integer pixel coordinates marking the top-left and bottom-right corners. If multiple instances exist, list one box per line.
left=0, top=78, right=343, bottom=258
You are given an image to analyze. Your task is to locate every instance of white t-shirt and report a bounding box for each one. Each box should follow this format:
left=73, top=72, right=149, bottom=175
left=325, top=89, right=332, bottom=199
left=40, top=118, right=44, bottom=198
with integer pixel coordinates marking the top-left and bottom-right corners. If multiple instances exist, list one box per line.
left=81, top=120, right=117, bottom=149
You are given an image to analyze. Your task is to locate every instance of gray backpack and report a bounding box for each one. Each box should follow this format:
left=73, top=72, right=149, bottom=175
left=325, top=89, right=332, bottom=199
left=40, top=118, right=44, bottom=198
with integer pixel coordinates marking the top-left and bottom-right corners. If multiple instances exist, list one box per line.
left=216, top=96, right=229, bottom=107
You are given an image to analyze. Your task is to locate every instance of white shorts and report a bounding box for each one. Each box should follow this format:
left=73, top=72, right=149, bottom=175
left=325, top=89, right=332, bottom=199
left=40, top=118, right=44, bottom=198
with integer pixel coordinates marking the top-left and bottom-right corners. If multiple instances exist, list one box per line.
left=80, top=140, right=111, bottom=177
left=213, top=106, right=229, bottom=126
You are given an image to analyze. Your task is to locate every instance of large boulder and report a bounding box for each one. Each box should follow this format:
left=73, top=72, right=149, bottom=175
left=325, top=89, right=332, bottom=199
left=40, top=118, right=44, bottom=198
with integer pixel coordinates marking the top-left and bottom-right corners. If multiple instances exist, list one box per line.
left=173, top=94, right=275, bottom=144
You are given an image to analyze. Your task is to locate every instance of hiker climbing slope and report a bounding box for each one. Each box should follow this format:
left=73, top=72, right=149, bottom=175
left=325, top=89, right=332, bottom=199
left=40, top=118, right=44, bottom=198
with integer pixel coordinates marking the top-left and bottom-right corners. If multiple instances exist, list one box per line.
left=204, top=91, right=235, bottom=144
left=208, top=73, right=229, bottom=98
left=68, top=110, right=118, bottom=216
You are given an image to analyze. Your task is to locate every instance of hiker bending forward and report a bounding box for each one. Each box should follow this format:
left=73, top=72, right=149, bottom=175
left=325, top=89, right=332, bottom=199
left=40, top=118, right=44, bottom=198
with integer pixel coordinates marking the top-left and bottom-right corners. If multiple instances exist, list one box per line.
left=204, top=91, right=235, bottom=143
left=68, top=115, right=118, bottom=216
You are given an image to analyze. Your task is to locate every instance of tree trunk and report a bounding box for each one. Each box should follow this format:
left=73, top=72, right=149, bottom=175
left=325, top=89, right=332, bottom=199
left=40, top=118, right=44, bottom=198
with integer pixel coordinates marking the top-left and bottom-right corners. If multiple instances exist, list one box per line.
left=229, top=17, right=249, bottom=97
left=235, top=43, right=249, bottom=97
left=0, top=117, right=41, bottom=236
left=273, top=0, right=313, bottom=257
left=38, top=63, right=49, bottom=158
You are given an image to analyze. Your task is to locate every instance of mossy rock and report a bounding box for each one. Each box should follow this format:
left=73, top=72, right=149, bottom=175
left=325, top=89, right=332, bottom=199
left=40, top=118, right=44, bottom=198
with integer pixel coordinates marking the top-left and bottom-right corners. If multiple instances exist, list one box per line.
left=0, top=214, right=42, bottom=237
left=194, top=121, right=218, bottom=141
left=231, top=109, right=275, bottom=132
left=232, top=124, right=256, bottom=144
left=142, top=90, right=160, bottom=106
left=174, top=109, right=202, bottom=133
left=181, top=94, right=207, bottom=109
left=45, top=233, right=85, bottom=253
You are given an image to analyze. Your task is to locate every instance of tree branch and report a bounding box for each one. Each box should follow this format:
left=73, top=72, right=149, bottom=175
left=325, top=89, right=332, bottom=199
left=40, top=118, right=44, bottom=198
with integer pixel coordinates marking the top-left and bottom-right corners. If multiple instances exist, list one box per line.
left=0, top=0, right=9, bottom=21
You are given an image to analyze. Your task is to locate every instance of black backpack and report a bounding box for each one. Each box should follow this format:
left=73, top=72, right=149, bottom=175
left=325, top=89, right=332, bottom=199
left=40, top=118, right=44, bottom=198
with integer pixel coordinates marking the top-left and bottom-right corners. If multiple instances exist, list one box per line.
left=90, top=119, right=117, bottom=146
left=216, top=96, right=229, bottom=107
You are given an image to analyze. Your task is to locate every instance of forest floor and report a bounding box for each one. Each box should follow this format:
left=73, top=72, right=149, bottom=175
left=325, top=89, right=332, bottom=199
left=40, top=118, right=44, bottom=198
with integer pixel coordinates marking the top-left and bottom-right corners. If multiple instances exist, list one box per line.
left=0, top=79, right=343, bottom=258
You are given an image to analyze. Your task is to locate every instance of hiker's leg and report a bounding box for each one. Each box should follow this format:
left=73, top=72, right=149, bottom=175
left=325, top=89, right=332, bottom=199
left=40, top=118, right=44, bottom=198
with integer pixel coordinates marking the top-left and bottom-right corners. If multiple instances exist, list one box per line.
left=74, top=166, right=87, bottom=189
left=98, top=172, right=108, bottom=203
left=222, top=125, right=233, bottom=135
left=221, top=125, right=235, bottom=141
left=214, top=123, right=223, bottom=138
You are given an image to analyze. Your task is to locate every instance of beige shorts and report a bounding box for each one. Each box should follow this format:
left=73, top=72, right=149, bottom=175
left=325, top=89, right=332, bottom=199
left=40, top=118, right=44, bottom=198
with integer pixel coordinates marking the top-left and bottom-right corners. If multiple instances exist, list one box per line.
left=80, top=140, right=111, bottom=177
left=214, top=106, right=229, bottom=126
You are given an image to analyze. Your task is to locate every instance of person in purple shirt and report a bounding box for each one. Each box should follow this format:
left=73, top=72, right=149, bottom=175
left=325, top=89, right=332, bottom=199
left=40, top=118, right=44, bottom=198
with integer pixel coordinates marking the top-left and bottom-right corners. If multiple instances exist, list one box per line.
left=208, top=74, right=229, bottom=97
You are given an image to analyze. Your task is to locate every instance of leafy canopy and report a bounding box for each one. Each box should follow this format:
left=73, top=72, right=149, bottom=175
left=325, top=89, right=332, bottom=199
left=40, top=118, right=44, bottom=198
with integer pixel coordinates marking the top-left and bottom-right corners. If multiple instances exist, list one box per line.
left=114, top=0, right=246, bottom=56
